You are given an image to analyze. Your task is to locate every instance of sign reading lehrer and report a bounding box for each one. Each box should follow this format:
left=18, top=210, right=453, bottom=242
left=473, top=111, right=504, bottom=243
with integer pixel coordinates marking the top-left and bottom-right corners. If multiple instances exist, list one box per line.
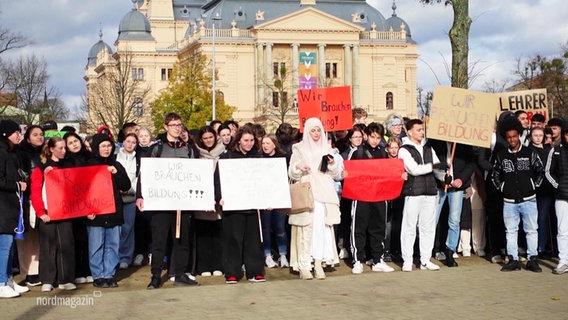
left=297, top=86, right=353, bottom=132
left=498, top=88, right=548, bottom=121
left=427, top=86, right=498, bottom=148
left=140, top=158, right=215, bottom=211
left=218, top=158, right=291, bottom=211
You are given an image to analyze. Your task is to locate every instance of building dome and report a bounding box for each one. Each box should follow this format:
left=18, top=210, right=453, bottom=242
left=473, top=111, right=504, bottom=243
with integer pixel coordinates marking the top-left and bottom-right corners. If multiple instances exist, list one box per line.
left=87, top=33, right=113, bottom=67
left=385, top=2, right=412, bottom=41
left=118, top=9, right=154, bottom=41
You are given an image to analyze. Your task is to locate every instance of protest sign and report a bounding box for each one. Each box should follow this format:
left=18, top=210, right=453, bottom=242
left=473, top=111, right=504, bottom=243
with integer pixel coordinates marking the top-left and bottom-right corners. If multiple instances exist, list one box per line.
left=45, top=165, right=115, bottom=220
left=218, top=158, right=291, bottom=211
left=427, top=86, right=498, bottom=148
left=297, top=86, right=353, bottom=132
left=498, top=88, right=548, bottom=121
left=140, top=158, right=215, bottom=211
left=342, top=159, right=405, bottom=202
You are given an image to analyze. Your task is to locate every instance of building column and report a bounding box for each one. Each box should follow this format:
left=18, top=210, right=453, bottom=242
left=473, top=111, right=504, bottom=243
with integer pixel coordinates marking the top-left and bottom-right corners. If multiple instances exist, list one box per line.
left=265, top=43, right=273, bottom=86
left=318, top=43, right=326, bottom=87
left=291, top=43, right=300, bottom=95
left=256, top=43, right=265, bottom=108
left=343, top=44, right=352, bottom=87
left=352, top=44, right=359, bottom=106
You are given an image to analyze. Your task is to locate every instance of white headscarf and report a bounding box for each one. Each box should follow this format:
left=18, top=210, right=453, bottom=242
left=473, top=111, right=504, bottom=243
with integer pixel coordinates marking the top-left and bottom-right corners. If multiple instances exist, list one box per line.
left=300, top=118, right=330, bottom=172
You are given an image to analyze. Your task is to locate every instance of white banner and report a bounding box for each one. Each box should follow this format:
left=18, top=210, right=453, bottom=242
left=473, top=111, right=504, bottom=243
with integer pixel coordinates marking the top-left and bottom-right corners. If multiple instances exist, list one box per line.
left=140, top=158, right=215, bottom=211
left=218, top=158, right=291, bottom=211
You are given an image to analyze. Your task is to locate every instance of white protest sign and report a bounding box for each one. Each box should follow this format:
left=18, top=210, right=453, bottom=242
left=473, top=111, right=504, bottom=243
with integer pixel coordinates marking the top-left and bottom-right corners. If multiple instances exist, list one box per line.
left=218, top=157, right=291, bottom=211
left=140, top=158, right=215, bottom=211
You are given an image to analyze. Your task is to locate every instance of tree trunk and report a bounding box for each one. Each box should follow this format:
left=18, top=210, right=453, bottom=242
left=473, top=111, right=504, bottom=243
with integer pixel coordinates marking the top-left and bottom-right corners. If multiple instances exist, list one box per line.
left=449, top=0, right=471, bottom=89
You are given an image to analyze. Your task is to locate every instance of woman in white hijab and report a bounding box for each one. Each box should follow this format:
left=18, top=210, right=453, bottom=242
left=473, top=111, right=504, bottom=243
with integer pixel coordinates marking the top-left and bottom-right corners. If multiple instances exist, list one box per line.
left=288, top=118, right=341, bottom=279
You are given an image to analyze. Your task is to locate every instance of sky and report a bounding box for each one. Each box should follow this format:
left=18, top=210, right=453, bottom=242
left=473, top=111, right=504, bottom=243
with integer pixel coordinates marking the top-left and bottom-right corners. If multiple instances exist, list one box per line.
left=1, top=0, right=567, bottom=119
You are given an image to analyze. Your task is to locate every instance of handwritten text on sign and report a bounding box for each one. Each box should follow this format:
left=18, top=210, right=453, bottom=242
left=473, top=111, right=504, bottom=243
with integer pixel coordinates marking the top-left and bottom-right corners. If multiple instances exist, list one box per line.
left=140, top=158, right=215, bottom=211
left=427, top=86, right=498, bottom=148
left=218, top=158, right=291, bottom=211
left=45, top=165, right=115, bottom=220
left=498, top=88, right=548, bottom=121
left=297, top=86, right=353, bottom=132
left=342, top=159, right=405, bottom=202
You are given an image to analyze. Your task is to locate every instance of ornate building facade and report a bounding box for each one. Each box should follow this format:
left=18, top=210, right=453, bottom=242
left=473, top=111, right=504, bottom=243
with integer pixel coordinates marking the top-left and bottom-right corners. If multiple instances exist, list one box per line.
left=85, top=0, right=417, bottom=129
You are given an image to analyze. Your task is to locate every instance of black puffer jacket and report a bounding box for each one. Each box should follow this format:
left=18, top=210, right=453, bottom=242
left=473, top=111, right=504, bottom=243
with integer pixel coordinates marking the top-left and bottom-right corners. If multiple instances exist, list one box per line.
left=0, top=139, right=23, bottom=234
left=84, top=134, right=130, bottom=228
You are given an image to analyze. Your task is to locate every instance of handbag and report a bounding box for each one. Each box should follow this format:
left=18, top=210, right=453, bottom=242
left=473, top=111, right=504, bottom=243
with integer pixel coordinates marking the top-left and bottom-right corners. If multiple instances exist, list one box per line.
left=288, top=180, right=314, bottom=214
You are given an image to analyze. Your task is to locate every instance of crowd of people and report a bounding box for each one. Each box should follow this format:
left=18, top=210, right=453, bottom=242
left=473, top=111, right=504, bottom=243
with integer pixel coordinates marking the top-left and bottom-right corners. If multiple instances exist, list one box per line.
left=0, top=106, right=567, bottom=298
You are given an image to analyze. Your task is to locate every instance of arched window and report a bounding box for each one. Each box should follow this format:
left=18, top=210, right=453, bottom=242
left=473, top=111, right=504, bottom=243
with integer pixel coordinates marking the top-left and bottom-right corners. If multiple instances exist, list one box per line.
left=386, top=92, right=393, bottom=110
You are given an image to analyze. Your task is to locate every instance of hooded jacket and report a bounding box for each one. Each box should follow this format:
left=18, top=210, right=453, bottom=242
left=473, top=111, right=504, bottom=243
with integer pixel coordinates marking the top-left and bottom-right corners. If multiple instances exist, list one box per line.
left=0, top=138, right=23, bottom=234
left=84, top=134, right=130, bottom=228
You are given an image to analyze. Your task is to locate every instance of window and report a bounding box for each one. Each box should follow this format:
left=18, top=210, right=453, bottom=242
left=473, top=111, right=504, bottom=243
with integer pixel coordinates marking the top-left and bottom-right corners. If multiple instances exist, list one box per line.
left=386, top=92, right=394, bottom=110
left=273, top=62, right=286, bottom=78
left=137, top=68, right=144, bottom=80
left=161, top=68, right=173, bottom=81
left=272, top=91, right=288, bottom=108
left=325, top=62, right=337, bottom=78
left=132, top=68, right=144, bottom=80
left=133, top=97, right=143, bottom=117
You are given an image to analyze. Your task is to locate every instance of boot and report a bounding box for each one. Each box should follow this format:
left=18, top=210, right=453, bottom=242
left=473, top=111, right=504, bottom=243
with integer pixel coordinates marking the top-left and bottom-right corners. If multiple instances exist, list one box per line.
left=299, top=269, right=313, bottom=280
left=525, top=256, right=542, bottom=273
left=500, top=256, right=521, bottom=272
left=445, top=248, right=458, bottom=267
left=314, top=260, right=326, bottom=280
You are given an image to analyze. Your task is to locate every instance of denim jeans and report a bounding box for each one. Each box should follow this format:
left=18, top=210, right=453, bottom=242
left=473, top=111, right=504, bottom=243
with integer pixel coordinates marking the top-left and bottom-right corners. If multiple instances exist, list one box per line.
left=436, top=189, right=464, bottom=252
left=503, top=199, right=538, bottom=260
left=537, top=194, right=553, bottom=252
left=0, top=234, right=14, bottom=285
left=87, top=226, right=120, bottom=279
left=119, top=203, right=136, bottom=265
left=260, top=210, right=288, bottom=256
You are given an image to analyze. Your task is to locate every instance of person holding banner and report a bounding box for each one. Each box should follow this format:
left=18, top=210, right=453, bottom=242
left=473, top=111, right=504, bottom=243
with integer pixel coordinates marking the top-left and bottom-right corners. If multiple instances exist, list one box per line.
left=216, top=126, right=266, bottom=284
left=398, top=119, right=447, bottom=272
left=288, top=118, right=341, bottom=280
left=85, top=134, right=131, bottom=288
left=30, top=136, right=77, bottom=292
left=0, top=120, right=30, bottom=298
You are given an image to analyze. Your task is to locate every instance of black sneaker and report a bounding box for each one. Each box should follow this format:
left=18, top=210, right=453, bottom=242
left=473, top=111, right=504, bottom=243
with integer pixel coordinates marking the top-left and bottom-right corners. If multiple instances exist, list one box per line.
left=174, top=274, right=199, bottom=286
left=526, top=256, right=542, bottom=273
left=445, top=249, right=458, bottom=267
left=500, top=256, right=521, bottom=272
left=25, top=275, right=41, bottom=287
left=147, top=275, right=162, bottom=290
left=93, top=278, right=109, bottom=288
left=106, top=278, right=119, bottom=288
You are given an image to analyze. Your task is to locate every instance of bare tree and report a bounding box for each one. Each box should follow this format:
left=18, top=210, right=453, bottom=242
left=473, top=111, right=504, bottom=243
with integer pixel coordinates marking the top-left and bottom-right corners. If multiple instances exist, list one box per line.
left=0, top=26, right=27, bottom=57
left=257, top=61, right=299, bottom=126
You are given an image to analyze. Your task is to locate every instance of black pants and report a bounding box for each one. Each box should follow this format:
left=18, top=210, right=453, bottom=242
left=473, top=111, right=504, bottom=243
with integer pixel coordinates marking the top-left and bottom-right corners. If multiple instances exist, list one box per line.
left=222, top=212, right=263, bottom=280
left=134, top=209, right=152, bottom=256
left=338, top=197, right=353, bottom=252
left=38, top=219, right=75, bottom=285
left=195, top=219, right=223, bottom=273
left=150, top=211, right=190, bottom=277
left=72, top=219, right=90, bottom=278
left=385, top=197, right=403, bottom=256
left=485, top=180, right=506, bottom=256
left=351, top=200, right=387, bottom=264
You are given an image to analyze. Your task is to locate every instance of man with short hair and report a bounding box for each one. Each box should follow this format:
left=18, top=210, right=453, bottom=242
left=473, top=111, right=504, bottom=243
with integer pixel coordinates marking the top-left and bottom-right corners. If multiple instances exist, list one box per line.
left=548, top=117, right=563, bottom=147
left=492, top=117, right=543, bottom=272
left=352, top=107, right=368, bottom=125
left=531, top=114, right=546, bottom=129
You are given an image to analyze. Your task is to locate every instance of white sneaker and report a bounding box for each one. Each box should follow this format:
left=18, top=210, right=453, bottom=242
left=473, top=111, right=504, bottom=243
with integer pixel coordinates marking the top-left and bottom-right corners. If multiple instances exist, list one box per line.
left=338, top=248, right=350, bottom=259
left=553, top=263, right=568, bottom=275
left=58, top=283, right=77, bottom=290
left=74, top=277, right=87, bottom=284
left=133, top=254, right=144, bottom=266
left=86, top=276, right=94, bottom=283
left=420, top=261, right=441, bottom=271
left=372, top=261, right=395, bottom=272
left=201, top=272, right=212, bottom=277
left=462, top=250, right=471, bottom=257
left=9, top=279, right=29, bottom=293
left=402, top=262, right=413, bottom=272
left=0, top=285, right=19, bottom=298
left=41, top=284, right=54, bottom=292
left=453, top=252, right=459, bottom=259
left=352, top=261, right=364, bottom=274
left=265, top=256, right=277, bottom=268
left=279, top=255, right=289, bottom=268
left=119, top=262, right=129, bottom=269
left=186, top=273, right=197, bottom=281
left=212, top=270, right=223, bottom=276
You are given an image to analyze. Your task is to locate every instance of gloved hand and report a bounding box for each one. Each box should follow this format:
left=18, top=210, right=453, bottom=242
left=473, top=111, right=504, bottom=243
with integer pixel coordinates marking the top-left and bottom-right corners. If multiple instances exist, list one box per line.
left=444, top=175, right=453, bottom=185
left=432, top=162, right=449, bottom=171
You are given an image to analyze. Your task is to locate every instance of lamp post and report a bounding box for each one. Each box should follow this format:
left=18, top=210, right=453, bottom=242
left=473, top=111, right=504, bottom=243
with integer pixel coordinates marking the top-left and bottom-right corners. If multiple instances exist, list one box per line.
left=211, top=13, right=221, bottom=121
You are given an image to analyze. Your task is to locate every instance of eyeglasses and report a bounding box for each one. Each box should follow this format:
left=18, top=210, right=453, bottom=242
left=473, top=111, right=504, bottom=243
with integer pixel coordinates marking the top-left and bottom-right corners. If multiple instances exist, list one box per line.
left=167, top=123, right=183, bottom=128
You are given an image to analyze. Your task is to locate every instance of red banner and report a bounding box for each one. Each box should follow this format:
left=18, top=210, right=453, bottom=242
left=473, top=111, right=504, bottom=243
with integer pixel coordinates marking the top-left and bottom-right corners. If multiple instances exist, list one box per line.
left=45, top=165, right=116, bottom=220
left=342, top=158, right=405, bottom=202
left=297, top=86, right=353, bottom=132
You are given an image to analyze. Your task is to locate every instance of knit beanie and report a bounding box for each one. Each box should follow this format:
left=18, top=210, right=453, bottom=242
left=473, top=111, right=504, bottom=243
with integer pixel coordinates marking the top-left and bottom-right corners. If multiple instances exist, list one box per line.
left=0, top=120, right=20, bottom=138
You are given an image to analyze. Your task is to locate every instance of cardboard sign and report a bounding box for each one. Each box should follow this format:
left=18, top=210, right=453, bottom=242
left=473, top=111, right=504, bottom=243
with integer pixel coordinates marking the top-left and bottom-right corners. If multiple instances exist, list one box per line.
left=140, top=158, right=215, bottom=211
left=498, top=88, right=548, bottom=121
left=45, top=165, right=116, bottom=220
left=342, top=159, right=405, bottom=202
left=427, top=86, right=498, bottom=148
left=218, top=158, right=291, bottom=211
left=297, top=86, right=353, bottom=132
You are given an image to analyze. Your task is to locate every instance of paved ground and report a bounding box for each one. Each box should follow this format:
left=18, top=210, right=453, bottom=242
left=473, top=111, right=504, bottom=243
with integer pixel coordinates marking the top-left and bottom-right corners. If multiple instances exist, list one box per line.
left=3, top=256, right=568, bottom=320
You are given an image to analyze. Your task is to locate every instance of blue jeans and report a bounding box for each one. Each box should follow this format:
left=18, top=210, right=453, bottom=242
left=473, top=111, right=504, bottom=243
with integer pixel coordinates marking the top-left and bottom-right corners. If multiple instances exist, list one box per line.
left=503, top=199, right=538, bottom=260
left=0, top=234, right=14, bottom=285
left=119, top=203, right=136, bottom=265
left=260, top=210, right=288, bottom=256
left=436, top=189, right=464, bottom=252
left=87, top=226, right=120, bottom=279
left=537, top=194, right=553, bottom=252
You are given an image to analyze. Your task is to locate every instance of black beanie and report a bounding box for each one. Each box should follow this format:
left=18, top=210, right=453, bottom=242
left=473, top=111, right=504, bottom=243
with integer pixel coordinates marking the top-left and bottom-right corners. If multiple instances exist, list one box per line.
left=0, top=120, right=20, bottom=138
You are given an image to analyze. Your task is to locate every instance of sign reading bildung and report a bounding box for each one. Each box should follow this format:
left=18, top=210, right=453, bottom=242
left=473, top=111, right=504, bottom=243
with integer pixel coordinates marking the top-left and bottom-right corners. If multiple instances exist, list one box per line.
left=218, top=158, right=291, bottom=211
left=140, top=158, right=215, bottom=211
left=427, top=86, right=498, bottom=148
left=498, top=88, right=548, bottom=121
left=297, top=86, right=353, bottom=132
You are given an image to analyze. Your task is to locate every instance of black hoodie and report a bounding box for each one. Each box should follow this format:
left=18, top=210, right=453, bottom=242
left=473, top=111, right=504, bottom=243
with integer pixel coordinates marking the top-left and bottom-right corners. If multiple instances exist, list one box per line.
left=84, top=134, right=131, bottom=228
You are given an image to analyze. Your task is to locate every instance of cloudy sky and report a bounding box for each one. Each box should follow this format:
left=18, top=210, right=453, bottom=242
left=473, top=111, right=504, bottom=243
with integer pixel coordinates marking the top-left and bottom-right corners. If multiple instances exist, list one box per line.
left=1, top=0, right=567, bottom=119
